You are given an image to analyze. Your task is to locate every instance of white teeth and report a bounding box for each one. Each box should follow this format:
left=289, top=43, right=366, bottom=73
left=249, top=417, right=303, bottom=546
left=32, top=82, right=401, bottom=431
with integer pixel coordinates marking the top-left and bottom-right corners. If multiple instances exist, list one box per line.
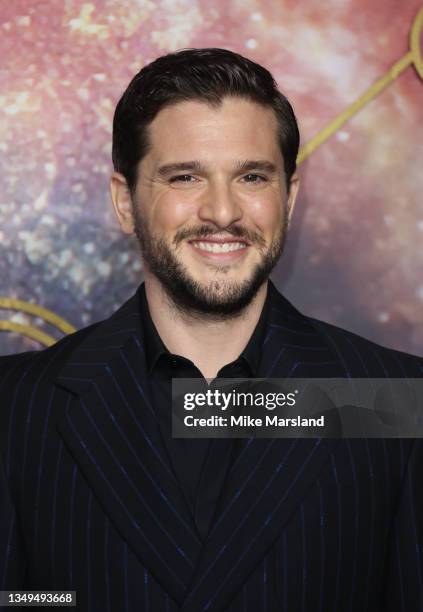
left=192, top=241, right=247, bottom=253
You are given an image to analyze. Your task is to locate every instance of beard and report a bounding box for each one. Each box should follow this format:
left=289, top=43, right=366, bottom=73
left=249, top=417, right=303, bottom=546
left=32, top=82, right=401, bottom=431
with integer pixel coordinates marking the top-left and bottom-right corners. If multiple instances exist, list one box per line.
left=132, top=205, right=288, bottom=320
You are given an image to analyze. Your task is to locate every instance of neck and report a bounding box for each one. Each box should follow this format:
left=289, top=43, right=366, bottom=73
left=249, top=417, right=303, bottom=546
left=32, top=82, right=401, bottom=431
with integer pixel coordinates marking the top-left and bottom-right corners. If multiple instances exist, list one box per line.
left=143, top=273, right=268, bottom=379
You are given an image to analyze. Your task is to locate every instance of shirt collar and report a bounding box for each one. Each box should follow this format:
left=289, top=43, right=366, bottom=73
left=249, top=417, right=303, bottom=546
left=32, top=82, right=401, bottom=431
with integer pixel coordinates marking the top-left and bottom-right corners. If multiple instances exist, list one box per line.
left=138, top=282, right=271, bottom=377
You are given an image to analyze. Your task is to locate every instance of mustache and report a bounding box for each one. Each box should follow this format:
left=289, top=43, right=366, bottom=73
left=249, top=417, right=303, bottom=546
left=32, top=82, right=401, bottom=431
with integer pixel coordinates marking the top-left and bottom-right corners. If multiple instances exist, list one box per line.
left=173, top=226, right=266, bottom=247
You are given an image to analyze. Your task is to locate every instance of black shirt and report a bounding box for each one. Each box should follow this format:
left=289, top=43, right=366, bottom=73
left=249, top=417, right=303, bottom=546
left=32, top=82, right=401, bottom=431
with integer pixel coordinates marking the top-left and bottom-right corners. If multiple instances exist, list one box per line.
left=138, top=283, right=270, bottom=541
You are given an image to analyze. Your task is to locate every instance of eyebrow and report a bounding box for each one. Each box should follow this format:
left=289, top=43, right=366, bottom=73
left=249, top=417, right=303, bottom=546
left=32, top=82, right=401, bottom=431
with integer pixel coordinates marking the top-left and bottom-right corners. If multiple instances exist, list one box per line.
left=235, top=160, right=277, bottom=174
left=156, top=159, right=278, bottom=177
left=157, top=161, right=205, bottom=177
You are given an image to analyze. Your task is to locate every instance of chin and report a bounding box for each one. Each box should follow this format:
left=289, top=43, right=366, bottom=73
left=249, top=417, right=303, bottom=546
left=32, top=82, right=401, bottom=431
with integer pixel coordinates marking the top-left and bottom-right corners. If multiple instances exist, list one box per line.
left=190, top=272, right=251, bottom=289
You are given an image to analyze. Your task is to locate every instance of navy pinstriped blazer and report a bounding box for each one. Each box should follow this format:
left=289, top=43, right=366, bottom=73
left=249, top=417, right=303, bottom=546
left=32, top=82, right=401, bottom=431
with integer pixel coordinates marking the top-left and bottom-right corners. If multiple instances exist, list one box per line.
left=1, top=279, right=422, bottom=611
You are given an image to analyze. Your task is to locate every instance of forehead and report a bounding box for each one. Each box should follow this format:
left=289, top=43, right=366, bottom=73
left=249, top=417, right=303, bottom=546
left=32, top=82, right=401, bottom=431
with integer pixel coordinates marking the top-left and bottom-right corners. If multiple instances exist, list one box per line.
left=144, top=97, right=282, bottom=165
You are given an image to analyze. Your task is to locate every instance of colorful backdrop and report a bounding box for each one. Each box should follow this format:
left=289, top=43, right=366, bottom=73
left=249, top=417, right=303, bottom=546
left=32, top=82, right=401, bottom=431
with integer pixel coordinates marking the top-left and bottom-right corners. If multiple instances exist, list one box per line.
left=1, top=0, right=422, bottom=357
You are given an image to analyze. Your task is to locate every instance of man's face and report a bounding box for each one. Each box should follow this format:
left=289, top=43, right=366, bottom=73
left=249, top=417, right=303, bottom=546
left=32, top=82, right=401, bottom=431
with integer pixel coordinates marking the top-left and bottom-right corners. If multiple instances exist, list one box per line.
left=118, top=97, right=299, bottom=318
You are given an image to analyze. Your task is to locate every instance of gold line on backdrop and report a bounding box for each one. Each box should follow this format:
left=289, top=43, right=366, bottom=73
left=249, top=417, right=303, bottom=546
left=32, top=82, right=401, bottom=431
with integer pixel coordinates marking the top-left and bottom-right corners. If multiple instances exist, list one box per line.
left=1, top=6, right=422, bottom=347
left=297, top=5, right=423, bottom=162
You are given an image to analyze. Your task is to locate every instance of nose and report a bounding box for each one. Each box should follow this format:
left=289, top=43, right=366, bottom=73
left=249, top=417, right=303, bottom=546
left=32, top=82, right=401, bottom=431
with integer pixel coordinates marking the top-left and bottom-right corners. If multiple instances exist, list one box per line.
left=197, top=178, right=243, bottom=228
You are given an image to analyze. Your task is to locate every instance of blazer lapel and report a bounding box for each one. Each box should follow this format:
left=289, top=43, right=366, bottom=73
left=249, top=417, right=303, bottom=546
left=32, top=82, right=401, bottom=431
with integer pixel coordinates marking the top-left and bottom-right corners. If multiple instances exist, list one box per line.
left=180, top=281, right=345, bottom=611
left=54, top=288, right=204, bottom=605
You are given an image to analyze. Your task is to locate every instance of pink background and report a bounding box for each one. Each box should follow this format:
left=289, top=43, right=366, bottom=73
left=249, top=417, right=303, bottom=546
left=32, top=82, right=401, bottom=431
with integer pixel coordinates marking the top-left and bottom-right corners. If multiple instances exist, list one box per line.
left=0, top=0, right=422, bottom=356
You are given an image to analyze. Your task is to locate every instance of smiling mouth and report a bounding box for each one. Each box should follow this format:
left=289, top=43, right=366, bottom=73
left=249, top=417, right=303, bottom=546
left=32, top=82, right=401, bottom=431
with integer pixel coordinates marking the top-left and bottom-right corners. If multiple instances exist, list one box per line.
left=189, top=240, right=248, bottom=253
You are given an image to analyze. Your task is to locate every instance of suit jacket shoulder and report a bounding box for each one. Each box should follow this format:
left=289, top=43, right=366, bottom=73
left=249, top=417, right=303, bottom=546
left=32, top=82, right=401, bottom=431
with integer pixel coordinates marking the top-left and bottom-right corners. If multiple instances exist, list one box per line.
left=0, top=321, right=101, bottom=389
left=305, top=314, right=423, bottom=377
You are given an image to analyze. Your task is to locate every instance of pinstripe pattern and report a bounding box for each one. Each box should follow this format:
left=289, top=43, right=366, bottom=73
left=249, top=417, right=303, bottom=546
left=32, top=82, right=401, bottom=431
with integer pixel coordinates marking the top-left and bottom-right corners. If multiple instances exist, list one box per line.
left=1, top=279, right=422, bottom=611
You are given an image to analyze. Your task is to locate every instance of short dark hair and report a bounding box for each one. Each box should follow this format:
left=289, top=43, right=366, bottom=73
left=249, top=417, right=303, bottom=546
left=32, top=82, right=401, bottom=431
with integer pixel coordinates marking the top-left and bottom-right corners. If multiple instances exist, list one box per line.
left=112, top=47, right=300, bottom=193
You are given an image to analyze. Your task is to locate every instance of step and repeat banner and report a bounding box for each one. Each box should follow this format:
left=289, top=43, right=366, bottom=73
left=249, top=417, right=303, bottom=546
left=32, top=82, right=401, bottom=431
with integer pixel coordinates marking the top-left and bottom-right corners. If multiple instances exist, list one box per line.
left=0, top=1, right=422, bottom=356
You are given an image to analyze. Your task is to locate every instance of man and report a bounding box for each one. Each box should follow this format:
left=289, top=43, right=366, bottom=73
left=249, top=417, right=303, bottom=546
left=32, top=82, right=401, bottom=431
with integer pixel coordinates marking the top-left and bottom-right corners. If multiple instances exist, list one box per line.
left=0, top=48, right=422, bottom=612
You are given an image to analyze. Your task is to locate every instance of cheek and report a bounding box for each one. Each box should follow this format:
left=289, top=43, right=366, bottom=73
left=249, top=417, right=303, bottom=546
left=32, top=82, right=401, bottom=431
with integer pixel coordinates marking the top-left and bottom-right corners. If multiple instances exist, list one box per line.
left=147, top=191, right=198, bottom=231
left=247, top=195, right=283, bottom=232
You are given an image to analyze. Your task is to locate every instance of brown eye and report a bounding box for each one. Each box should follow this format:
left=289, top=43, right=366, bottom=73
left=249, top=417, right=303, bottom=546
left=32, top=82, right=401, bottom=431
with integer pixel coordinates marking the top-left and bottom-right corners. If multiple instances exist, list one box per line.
left=242, top=174, right=267, bottom=183
left=169, top=175, right=197, bottom=183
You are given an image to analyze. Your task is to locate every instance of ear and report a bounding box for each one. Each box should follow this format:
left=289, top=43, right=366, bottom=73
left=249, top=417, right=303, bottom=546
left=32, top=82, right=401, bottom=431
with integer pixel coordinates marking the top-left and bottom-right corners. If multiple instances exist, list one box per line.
left=286, top=173, right=300, bottom=227
left=110, top=171, right=135, bottom=235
